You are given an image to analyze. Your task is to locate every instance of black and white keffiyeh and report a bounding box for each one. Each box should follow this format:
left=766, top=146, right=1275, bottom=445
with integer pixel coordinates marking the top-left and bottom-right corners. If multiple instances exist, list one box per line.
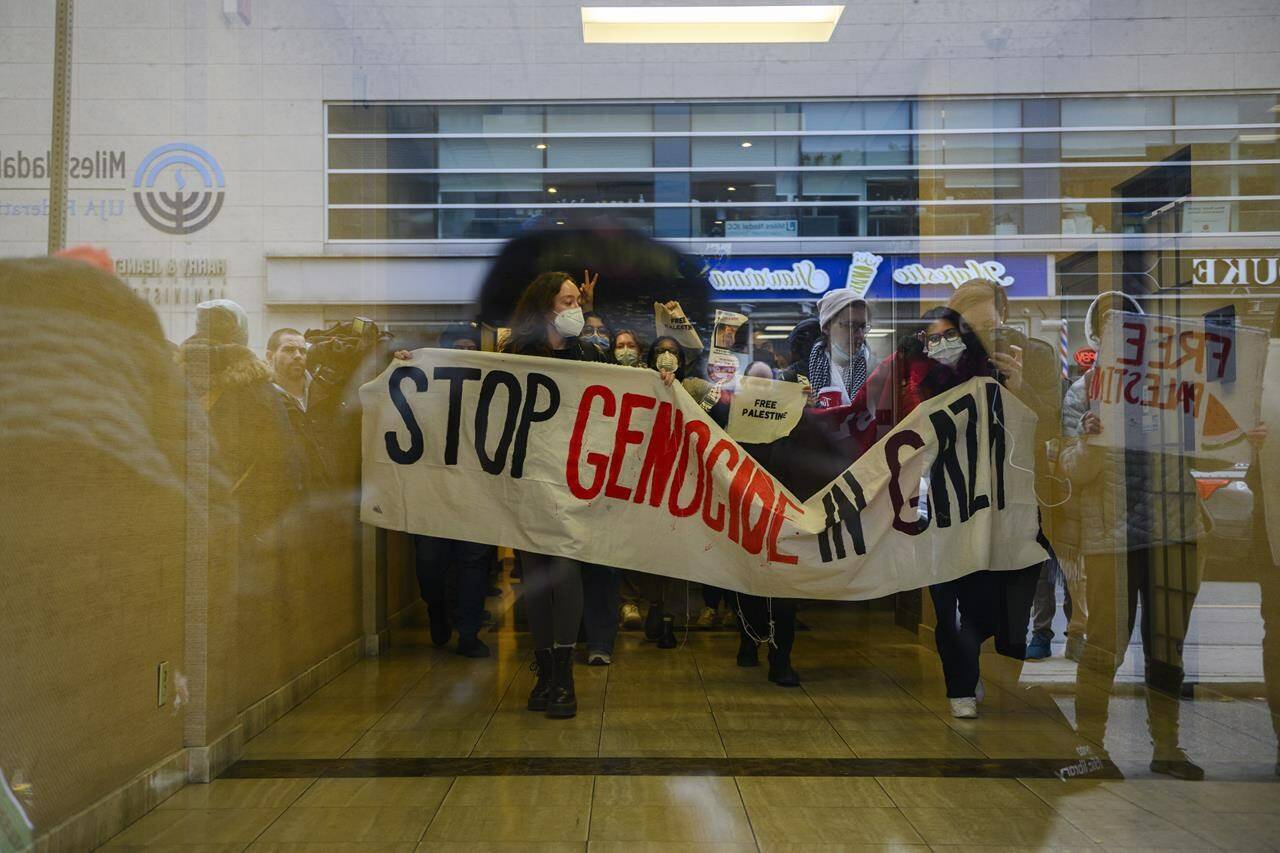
left=806, top=339, right=868, bottom=406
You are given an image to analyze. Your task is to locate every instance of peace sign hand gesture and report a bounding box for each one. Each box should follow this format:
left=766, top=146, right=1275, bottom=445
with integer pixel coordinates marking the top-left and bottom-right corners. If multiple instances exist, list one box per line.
left=580, top=269, right=599, bottom=311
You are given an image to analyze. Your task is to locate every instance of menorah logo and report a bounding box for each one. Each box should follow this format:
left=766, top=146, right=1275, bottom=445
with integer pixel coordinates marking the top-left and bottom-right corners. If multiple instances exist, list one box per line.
left=132, top=143, right=225, bottom=235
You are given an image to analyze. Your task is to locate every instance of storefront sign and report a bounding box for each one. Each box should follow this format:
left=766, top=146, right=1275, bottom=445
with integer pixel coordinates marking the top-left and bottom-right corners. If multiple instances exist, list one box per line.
left=1182, top=201, right=1230, bottom=234
left=725, top=219, right=798, bottom=239
left=1190, top=256, right=1280, bottom=287
left=705, top=253, right=1049, bottom=300
left=115, top=257, right=229, bottom=305
left=1074, top=348, right=1096, bottom=369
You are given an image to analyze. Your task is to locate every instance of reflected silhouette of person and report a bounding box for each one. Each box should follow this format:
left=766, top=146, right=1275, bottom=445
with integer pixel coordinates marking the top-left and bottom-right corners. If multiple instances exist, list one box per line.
left=1059, top=292, right=1205, bottom=779
left=1245, top=307, right=1280, bottom=776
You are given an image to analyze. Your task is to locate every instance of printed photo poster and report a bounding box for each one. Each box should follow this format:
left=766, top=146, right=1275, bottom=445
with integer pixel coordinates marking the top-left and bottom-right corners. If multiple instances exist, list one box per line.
left=653, top=300, right=703, bottom=351
left=726, top=374, right=807, bottom=445
left=1091, top=311, right=1266, bottom=464
left=708, top=309, right=749, bottom=387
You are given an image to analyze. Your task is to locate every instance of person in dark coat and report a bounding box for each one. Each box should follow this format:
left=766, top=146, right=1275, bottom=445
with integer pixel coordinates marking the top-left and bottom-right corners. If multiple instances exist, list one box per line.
left=503, top=271, right=607, bottom=719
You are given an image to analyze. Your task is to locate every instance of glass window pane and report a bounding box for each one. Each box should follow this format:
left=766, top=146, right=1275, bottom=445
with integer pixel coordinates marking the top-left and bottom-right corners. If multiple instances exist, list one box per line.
left=328, top=104, right=436, bottom=133
left=437, top=105, right=543, bottom=134
left=546, top=139, right=653, bottom=168
left=692, top=134, right=799, bottom=169
left=545, top=104, right=652, bottom=132
left=328, top=138, right=436, bottom=169
left=328, top=208, right=436, bottom=239
left=691, top=103, right=800, bottom=131
left=328, top=173, right=439, bottom=204
left=438, top=139, right=541, bottom=169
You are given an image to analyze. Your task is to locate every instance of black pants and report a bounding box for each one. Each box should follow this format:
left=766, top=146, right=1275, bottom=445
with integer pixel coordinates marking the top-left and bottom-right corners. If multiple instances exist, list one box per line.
left=930, top=565, right=1042, bottom=699
left=702, top=585, right=728, bottom=609
left=736, top=593, right=797, bottom=660
left=581, top=563, right=620, bottom=655
left=520, top=551, right=584, bottom=648
left=414, top=535, right=492, bottom=640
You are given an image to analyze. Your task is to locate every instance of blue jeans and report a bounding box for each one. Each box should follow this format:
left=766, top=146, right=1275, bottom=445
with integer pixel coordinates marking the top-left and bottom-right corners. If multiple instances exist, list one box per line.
left=581, top=563, right=620, bottom=654
left=1030, top=558, right=1072, bottom=643
left=414, top=535, right=492, bottom=640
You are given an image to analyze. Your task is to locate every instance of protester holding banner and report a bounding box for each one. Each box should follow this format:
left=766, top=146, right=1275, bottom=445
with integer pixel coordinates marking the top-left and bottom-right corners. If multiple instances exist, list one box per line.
left=647, top=336, right=717, bottom=412
left=850, top=303, right=1041, bottom=718
left=602, top=325, right=649, bottom=631
left=411, top=326, right=497, bottom=658
left=503, top=270, right=607, bottom=718
left=808, top=289, right=877, bottom=409
left=1058, top=291, right=1206, bottom=778
left=611, top=328, right=643, bottom=368
left=580, top=311, right=612, bottom=357
left=947, top=279, right=1071, bottom=666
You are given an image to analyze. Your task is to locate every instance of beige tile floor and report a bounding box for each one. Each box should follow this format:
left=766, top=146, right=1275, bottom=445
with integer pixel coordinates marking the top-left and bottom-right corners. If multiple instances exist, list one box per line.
left=101, top=603, right=1280, bottom=850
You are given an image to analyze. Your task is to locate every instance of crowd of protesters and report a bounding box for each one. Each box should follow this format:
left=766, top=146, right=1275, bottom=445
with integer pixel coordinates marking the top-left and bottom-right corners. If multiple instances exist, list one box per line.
left=17, top=240, right=1279, bottom=780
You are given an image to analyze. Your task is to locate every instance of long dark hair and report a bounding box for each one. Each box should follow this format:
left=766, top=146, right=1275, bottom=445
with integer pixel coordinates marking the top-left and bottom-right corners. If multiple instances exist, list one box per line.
left=916, top=305, right=990, bottom=397
left=505, top=270, right=573, bottom=356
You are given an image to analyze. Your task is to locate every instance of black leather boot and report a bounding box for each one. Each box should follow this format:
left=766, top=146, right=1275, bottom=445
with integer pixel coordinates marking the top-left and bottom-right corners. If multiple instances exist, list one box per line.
left=546, top=646, right=577, bottom=718
left=768, top=648, right=801, bottom=687
left=657, top=615, right=677, bottom=649
left=643, top=604, right=663, bottom=641
left=527, top=648, right=553, bottom=712
left=428, top=605, right=451, bottom=647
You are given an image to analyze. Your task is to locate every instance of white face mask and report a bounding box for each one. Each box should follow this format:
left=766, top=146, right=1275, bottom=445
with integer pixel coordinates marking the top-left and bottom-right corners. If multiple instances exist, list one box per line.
left=553, top=306, right=585, bottom=339
left=928, top=338, right=965, bottom=367
left=655, top=351, right=680, bottom=374
left=614, top=348, right=639, bottom=367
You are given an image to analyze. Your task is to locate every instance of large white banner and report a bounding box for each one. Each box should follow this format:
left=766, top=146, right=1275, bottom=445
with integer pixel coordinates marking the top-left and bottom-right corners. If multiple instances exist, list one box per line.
left=360, top=351, right=1049, bottom=600
left=1093, top=311, right=1266, bottom=464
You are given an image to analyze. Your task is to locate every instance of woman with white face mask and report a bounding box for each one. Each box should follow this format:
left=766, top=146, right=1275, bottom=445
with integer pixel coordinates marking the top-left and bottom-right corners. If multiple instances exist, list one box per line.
left=845, top=305, right=1018, bottom=719
left=504, top=271, right=606, bottom=719
left=611, top=328, right=643, bottom=368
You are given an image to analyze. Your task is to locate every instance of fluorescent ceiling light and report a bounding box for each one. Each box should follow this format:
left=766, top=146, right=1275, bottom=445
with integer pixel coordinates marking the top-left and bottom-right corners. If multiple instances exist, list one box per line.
left=1238, top=133, right=1278, bottom=142
left=581, top=5, right=844, bottom=43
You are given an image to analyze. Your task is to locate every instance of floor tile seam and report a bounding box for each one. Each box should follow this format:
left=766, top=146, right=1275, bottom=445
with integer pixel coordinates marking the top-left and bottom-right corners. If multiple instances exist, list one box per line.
left=584, top=770, right=599, bottom=845
left=729, top=772, right=766, bottom=852
left=800, top=658, right=865, bottom=760
left=334, top=686, right=418, bottom=760
left=689, top=631, right=734, bottom=759
left=417, top=775, right=461, bottom=845
left=235, top=797, right=296, bottom=849
left=467, top=647, right=527, bottom=758
left=1047, top=795, right=1222, bottom=850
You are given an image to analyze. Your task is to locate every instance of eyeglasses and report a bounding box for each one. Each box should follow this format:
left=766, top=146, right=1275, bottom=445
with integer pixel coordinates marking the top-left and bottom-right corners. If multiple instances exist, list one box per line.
left=922, top=329, right=962, bottom=346
left=836, top=321, right=868, bottom=332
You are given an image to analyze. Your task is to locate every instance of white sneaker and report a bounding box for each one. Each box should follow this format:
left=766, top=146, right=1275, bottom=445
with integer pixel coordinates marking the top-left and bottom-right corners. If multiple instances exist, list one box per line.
left=696, top=606, right=717, bottom=628
left=975, top=679, right=985, bottom=703
left=950, top=697, right=979, bottom=718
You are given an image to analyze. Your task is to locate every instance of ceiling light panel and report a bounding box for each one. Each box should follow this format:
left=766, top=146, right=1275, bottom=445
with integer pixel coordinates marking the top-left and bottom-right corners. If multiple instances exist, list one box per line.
left=581, top=5, right=845, bottom=44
